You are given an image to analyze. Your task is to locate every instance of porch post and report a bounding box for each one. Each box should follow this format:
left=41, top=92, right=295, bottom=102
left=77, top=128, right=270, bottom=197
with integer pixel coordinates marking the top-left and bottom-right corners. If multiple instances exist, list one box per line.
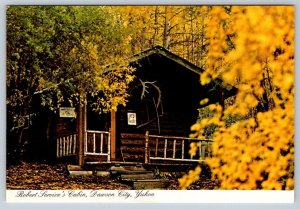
left=78, top=103, right=85, bottom=166
left=145, top=131, right=149, bottom=164
left=110, top=110, right=116, bottom=160
left=77, top=92, right=87, bottom=166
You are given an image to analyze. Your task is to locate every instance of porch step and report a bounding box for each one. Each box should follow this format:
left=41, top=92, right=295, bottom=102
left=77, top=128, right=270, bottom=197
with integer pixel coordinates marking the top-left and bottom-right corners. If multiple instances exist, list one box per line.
left=67, top=163, right=170, bottom=189
left=110, top=164, right=151, bottom=175
left=110, top=164, right=169, bottom=189
left=120, top=173, right=154, bottom=180
left=132, top=179, right=169, bottom=190
left=120, top=173, right=169, bottom=190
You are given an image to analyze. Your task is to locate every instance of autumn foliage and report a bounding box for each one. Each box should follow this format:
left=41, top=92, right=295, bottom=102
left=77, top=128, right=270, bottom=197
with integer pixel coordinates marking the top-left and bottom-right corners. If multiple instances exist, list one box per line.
left=6, top=6, right=294, bottom=190
left=180, top=6, right=294, bottom=190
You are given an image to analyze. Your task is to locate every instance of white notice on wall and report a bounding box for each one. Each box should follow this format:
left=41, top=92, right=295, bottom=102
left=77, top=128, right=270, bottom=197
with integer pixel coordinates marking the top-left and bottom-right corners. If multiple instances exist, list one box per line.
left=127, top=113, right=137, bottom=125
left=59, top=107, right=76, bottom=118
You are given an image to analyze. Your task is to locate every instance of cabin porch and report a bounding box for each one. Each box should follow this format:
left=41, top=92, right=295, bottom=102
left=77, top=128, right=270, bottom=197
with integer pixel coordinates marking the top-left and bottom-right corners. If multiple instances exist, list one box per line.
left=56, top=130, right=212, bottom=189
left=56, top=130, right=213, bottom=165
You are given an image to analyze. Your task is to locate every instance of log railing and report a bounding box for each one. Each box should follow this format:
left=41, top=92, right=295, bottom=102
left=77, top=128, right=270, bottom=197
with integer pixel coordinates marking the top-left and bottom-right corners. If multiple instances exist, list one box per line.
left=84, top=130, right=111, bottom=162
left=56, top=133, right=77, bottom=158
left=145, top=131, right=213, bottom=163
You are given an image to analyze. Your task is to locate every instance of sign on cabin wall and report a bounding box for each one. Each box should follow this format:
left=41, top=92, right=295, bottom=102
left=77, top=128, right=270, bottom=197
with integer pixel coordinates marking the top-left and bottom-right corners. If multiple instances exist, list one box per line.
left=59, top=107, right=76, bottom=118
left=127, top=112, right=137, bottom=125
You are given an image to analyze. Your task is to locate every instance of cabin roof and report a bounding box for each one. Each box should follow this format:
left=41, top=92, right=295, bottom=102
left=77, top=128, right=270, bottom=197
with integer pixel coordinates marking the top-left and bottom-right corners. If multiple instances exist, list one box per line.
left=128, top=45, right=203, bottom=75
left=127, top=46, right=237, bottom=104
left=34, top=45, right=236, bottom=102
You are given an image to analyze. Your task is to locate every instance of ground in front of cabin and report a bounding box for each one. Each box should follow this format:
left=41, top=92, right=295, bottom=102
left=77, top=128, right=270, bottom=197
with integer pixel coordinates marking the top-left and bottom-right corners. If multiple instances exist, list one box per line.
left=6, top=162, right=218, bottom=190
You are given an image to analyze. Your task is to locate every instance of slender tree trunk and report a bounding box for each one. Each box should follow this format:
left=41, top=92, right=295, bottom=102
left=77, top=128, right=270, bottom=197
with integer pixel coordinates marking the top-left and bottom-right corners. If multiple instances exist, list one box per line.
left=163, top=7, right=170, bottom=49
left=151, top=6, right=159, bottom=46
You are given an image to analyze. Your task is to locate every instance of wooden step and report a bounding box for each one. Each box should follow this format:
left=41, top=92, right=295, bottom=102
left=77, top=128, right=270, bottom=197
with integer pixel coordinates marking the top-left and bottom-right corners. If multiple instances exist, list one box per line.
left=120, top=173, right=154, bottom=180
left=132, top=179, right=169, bottom=190
left=120, top=173, right=169, bottom=190
left=110, top=165, right=151, bottom=175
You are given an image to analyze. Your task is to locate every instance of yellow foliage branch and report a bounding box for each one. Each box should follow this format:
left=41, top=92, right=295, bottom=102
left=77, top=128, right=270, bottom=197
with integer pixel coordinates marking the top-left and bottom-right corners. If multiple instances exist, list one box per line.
left=181, top=6, right=294, bottom=190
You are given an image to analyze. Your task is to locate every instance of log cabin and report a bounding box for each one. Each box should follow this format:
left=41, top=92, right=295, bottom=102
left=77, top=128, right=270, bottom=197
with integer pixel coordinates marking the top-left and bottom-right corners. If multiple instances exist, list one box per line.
left=31, top=46, right=236, bottom=168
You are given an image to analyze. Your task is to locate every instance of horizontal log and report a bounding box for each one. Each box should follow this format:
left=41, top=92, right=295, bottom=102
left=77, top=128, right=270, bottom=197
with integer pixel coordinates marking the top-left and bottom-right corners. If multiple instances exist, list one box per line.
left=86, top=130, right=110, bottom=134
left=121, top=133, right=145, bottom=139
left=149, top=134, right=213, bottom=142
left=121, top=139, right=145, bottom=145
left=67, top=164, right=83, bottom=171
left=121, top=173, right=154, bottom=180
left=69, top=171, right=93, bottom=176
left=149, top=157, right=202, bottom=162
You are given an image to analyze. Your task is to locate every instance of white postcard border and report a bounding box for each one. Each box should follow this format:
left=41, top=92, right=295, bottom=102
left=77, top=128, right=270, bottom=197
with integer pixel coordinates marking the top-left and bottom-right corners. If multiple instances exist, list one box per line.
left=6, top=190, right=294, bottom=203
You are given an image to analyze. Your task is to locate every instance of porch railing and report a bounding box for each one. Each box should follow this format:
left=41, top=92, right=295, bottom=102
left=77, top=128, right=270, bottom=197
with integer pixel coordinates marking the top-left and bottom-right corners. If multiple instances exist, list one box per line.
left=56, top=133, right=77, bottom=158
left=145, top=131, right=213, bottom=163
left=84, top=130, right=111, bottom=162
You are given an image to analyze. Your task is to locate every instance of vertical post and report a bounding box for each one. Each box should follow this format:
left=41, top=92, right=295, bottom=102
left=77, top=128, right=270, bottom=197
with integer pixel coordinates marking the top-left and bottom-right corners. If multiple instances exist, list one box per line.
left=56, top=138, right=59, bottom=157
left=181, top=140, right=185, bottom=159
left=73, top=134, right=76, bottom=155
left=93, top=133, right=96, bottom=153
left=145, top=131, right=149, bottom=163
left=69, top=136, right=72, bottom=155
left=100, top=133, right=103, bottom=154
left=198, top=141, right=202, bottom=159
left=77, top=101, right=85, bottom=166
left=172, top=139, right=176, bottom=159
left=66, top=136, right=69, bottom=156
left=155, top=137, right=158, bottom=157
left=84, top=100, right=87, bottom=153
left=85, top=133, right=88, bottom=153
left=201, top=141, right=206, bottom=160
left=63, top=137, right=66, bottom=156
left=107, top=132, right=111, bottom=162
left=164, top=138, right=167, bottom=158
left=110, top=110, right=116, bottom=160
left=59, top=138, right=62, bottom=157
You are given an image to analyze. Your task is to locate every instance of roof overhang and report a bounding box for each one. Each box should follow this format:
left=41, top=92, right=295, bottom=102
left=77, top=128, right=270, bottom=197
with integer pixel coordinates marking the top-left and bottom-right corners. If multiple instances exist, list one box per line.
left=128, top=45, right=202, bottom=75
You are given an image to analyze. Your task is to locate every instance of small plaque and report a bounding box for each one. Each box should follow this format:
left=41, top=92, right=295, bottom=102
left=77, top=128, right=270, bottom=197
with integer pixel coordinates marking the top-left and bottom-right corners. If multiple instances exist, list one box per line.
left=127, top=112, right=137, bottom=125
left=59, top=107, right=76, bottom=118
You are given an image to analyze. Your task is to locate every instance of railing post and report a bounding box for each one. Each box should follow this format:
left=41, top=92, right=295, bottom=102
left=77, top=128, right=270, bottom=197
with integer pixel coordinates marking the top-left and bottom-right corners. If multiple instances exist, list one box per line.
left=172, top=139, right=176, bottom=159
left=164, top=138, right=167, bottom=159
left=145, top=131, right=149, bottom=164
left=56, top=138, right=59, bottom=157
left=181, top=140, right=185, bottom=159
left=201, top=141, right=206, bottom=160
left=155, top=137, right=158, bottom=157
left=93, top=133, right=96, bottom=153
left=100, top=133, right=103, bottom=154
left=63, top=137, right=66, bottom=156
left=107, top=132, right=111, bottom=162
left=73, top=134, right=77, bottom=155
left=77, top=97, right=85, bottom=166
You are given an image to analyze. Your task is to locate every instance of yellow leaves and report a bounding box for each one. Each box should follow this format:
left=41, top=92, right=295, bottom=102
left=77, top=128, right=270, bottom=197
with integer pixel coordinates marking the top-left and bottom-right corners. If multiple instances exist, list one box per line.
left=200, top=98, right=209, bottom=106
left=189, top=142, right=198, bottom=157
left=244, top=94, right=258, bottom=108
left=282, top=73, right=294, bottom=91
left=222, top=70, right=236, bottom=84
left=200, top=71, right=211, bottom=85
left=178, top=166, right=201, bottom=190
left=246, top=7, right=265, bottom=27
left=241, top=62, right=262, bottom=81
left=286, top=178, right=294, bottom=190
left=95, top=58, right=135, bottom=112
left=241, top=154, right=251, bottom=163
left=183, top=6, right=294, bottom=190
